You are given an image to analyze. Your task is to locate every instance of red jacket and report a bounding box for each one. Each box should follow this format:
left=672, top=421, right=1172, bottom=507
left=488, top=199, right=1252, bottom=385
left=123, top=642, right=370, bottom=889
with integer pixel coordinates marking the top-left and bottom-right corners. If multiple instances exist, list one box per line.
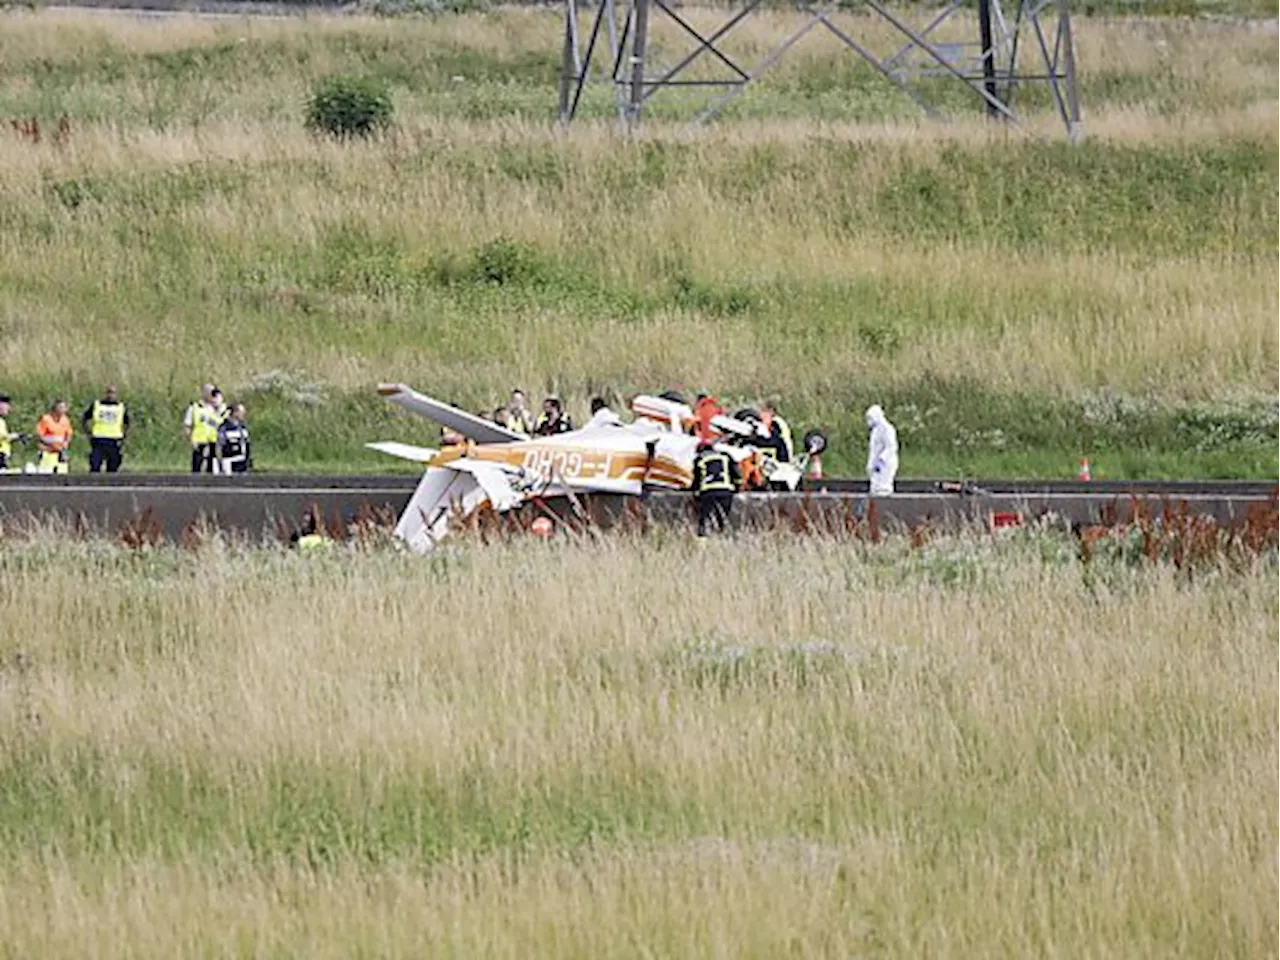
left=693, top=396, right=723, bottom=442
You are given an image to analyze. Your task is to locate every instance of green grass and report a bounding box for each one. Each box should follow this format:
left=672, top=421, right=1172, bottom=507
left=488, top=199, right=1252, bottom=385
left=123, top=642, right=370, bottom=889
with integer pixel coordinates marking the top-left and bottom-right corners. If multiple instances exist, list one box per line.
left=0, top=10, right=1274, bottom=478
left=0, top=531, right=1274, bottom=955
left=2, top=376, right=1274, bottom=478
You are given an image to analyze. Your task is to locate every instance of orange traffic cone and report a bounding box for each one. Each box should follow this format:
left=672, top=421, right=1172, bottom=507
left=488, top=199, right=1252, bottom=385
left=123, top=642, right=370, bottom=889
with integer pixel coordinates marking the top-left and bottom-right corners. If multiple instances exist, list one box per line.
left=807, top=453, right=823, bottom=480
left=1077, top=458, right=1091, bottom=481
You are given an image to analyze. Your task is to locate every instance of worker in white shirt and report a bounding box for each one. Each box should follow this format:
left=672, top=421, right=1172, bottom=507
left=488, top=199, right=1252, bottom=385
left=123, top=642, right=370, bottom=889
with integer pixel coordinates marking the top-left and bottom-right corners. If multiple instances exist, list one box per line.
left=585, top=396, right=623, bottom=428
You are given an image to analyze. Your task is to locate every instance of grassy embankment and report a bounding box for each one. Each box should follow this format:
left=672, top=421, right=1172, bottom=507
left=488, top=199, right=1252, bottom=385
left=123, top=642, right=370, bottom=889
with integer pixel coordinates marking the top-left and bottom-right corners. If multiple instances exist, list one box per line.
left=0, top=11, right=1274, bottom=476
left=0, top=530, right=1274, bottom=955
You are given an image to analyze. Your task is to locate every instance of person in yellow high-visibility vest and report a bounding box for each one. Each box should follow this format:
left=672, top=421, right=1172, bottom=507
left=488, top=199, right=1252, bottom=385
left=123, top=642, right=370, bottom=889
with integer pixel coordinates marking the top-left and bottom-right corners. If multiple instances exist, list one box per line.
left=81, top=384, right=130, bottom=473
left=183, top=384, right=225, bottom=473
left=0, top=393, right=24, bottom=472
left=290, top=509, right=334, bottom=552
left=35, top=399, right=73, bottom=474
left=503, top=389, right=535, bottom=436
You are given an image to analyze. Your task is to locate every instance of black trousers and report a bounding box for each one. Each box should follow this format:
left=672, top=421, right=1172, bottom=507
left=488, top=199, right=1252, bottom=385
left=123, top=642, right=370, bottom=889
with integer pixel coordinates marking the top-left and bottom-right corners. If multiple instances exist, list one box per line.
left=89, top=438, right=123, bottom=473
left=191, top=443, right=215, bottom=473
left=696, top=491, right=734, bottom=536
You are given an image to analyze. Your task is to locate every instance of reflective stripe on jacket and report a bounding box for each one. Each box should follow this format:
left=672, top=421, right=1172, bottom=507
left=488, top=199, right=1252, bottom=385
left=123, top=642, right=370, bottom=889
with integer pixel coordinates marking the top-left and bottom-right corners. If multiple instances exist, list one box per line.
left=36, top=413, right=72, bottom=452
left=776, top=415, right=794, bottom=462
left=694, top=451, right=736, bottom=493
left=218, top=421, right=250, bottom=461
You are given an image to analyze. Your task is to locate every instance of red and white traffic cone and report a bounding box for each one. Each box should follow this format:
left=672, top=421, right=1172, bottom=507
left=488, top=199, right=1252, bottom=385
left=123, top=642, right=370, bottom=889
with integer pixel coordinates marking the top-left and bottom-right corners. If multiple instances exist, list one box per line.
left=1077, top=458, right=1091, bottom=481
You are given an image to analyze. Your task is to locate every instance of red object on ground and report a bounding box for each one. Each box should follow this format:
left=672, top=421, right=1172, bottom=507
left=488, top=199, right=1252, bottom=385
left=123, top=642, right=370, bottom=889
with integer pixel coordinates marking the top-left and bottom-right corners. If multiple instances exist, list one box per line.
left=1077, top=458, right=1091, bottom=481
left=990, top=511, right=1023, bottom=534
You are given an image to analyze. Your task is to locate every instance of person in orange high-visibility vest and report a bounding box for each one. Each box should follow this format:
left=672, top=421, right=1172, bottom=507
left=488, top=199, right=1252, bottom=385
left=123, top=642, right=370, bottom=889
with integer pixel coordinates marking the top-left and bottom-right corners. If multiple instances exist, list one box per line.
left=35, top=399, right=73, bottom=474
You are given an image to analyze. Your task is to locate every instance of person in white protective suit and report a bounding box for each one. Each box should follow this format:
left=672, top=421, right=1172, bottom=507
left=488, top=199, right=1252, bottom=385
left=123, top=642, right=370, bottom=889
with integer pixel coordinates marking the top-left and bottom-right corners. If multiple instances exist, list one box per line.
left=864, top=404, right=898, bottom=495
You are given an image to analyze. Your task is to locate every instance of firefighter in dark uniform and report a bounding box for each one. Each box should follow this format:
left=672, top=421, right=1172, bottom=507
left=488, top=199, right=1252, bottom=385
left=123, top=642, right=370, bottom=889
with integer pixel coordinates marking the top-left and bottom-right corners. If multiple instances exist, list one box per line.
left=759, top=400, right=794, bottom=465
left=82, top=384, right=130, bottom=473
left=692, top=440, right=740, bottom=537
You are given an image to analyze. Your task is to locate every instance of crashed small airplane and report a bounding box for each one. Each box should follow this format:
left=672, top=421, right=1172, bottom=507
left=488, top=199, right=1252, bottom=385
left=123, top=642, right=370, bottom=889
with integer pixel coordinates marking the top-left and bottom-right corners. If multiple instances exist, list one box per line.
left=368, top=384, right=823, bottom=552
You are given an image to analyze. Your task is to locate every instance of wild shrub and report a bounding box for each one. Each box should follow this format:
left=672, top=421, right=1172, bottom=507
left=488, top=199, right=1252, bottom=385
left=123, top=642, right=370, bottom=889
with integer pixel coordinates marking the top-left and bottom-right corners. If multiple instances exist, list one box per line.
left=670, top=273, right=757, bottom=317
left=428, top=237, right=555, bottom=289
left=304, top=75, right=393, bottom=140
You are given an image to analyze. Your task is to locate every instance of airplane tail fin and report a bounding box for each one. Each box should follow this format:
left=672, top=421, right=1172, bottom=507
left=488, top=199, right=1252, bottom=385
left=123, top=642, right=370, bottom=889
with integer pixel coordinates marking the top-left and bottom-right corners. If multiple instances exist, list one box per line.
left=377, top=383, right=524, bottom=444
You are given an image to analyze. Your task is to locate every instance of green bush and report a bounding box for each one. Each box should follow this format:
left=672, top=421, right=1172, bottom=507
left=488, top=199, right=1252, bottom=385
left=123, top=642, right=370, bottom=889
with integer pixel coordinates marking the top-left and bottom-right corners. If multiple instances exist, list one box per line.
left=304, top=75, right=393, bottom=139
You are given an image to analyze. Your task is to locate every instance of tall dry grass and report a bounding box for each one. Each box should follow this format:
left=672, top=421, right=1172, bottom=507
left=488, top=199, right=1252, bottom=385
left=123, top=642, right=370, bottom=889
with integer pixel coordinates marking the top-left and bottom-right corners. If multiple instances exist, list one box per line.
left=0, top=531, right=1275, bottom=955
left=0, top=9, right=1273, bottom=475
left=0, top=11, right=1272, bottom=390
left=0, top=117, right=1273, bottom=397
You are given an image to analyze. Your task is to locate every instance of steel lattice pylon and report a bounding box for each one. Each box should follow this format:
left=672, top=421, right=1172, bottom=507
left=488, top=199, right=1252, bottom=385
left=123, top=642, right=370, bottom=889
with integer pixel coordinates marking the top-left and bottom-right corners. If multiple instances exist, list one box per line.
left=557, top=0, right=1082, bottom=140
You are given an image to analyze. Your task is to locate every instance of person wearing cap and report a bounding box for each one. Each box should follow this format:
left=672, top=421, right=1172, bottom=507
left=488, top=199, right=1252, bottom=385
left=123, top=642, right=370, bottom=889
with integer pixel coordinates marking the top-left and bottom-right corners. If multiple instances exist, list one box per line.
left=183, top=384, right=225, bottom=473
left=691, top=439, right=740, bottom=538
left=35, top=399, right=73, bottom=474
left=82, top=383, right=130, bottom=473
left=534, top=396, right=573, bottom=436
left=0, top=394, right=24, bottom=472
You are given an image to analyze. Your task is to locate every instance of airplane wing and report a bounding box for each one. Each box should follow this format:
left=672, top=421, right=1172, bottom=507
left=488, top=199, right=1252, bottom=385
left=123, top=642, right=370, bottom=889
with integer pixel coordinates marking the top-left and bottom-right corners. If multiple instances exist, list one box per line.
left=366, top=441, right=439, bottom=463
left=446, top=457, right=525, bottom=512
left=377, top=383, right=524, bottom=444
left=395, top=467, right=482, bottom=553
left=391, top=459, right=543, bottom=553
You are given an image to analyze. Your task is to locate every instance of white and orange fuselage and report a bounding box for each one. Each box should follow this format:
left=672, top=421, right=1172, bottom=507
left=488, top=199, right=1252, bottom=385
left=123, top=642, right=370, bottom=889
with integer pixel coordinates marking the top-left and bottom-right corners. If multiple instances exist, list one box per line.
left=426, top=428, right=694, bottom=494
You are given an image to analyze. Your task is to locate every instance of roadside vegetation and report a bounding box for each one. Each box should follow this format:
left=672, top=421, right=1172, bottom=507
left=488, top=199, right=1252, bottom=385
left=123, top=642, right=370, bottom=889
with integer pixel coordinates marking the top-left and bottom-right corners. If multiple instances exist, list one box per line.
left=0, top=9, right=1274, bottom=477
left=0, top=528, right=1274, bottom=955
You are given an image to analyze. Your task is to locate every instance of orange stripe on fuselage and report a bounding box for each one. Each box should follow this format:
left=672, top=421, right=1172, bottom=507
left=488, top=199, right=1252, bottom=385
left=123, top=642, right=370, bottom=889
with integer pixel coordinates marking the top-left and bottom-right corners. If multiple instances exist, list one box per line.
left=429, top=442, right=691, bottom=488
